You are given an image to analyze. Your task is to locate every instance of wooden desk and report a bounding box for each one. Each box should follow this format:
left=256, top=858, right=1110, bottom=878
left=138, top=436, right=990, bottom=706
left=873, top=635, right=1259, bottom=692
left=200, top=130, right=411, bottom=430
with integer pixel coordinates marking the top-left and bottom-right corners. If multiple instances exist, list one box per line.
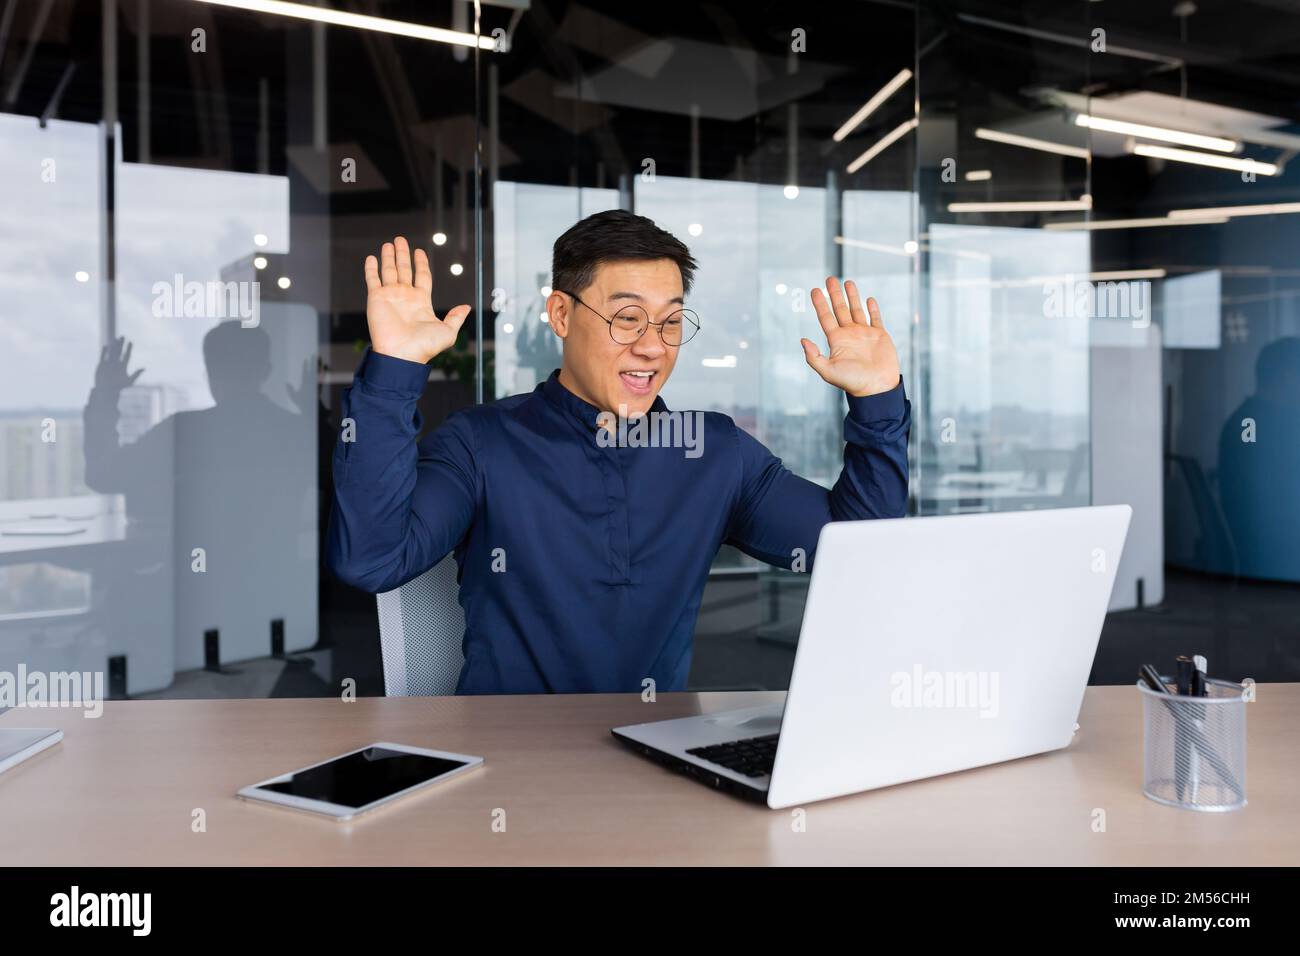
left=2, top=686, right=1296, bottom=865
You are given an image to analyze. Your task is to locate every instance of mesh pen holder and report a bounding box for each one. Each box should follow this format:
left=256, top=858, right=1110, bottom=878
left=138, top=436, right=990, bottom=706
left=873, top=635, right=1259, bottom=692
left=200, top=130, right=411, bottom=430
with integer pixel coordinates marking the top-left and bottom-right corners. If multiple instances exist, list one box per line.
left=1138, top=676, right=1247, bottom=812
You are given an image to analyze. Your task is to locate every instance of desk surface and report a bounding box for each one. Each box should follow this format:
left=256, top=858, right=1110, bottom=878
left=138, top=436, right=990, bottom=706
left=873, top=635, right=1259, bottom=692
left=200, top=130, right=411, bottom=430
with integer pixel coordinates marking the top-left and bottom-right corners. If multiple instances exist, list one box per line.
left=2, top=686, right=1297, bottom=865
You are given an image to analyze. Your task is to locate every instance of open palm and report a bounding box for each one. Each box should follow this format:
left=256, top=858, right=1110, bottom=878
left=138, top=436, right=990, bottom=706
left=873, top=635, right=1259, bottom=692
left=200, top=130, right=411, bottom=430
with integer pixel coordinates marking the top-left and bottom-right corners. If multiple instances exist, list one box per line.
left=94, top=336, right=144, bottom=393
left=365, top=236, right=470, bottom=365
left=801, top=277, right=901, bottom=398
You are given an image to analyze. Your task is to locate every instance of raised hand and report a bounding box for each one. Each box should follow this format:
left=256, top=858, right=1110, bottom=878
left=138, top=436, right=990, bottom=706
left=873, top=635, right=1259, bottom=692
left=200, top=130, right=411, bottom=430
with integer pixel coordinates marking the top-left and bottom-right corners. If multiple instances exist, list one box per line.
left=801, top=277, right=901, bottom=398
left=364, top=236, right=471, bottom=365
left=94, top=336, right=144, bottom=392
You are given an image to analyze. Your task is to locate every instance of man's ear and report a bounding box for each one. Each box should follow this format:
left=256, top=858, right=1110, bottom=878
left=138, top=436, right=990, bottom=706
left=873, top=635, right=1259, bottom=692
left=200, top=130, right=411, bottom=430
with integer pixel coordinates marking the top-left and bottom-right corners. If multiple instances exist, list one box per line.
left=546, top=291, right=570, bottom=338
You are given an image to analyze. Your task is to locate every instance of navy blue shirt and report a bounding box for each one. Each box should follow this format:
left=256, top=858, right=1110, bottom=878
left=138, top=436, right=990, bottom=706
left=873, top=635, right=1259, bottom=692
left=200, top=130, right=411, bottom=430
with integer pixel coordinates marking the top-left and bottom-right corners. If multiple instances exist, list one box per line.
left=327, top=350, right=911, bottom=694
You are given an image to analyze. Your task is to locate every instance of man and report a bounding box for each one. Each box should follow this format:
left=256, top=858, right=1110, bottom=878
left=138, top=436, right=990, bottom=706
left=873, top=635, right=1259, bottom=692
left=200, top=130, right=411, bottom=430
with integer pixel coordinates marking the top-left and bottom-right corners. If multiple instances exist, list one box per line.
left=328, top=209, right=910, bottom=694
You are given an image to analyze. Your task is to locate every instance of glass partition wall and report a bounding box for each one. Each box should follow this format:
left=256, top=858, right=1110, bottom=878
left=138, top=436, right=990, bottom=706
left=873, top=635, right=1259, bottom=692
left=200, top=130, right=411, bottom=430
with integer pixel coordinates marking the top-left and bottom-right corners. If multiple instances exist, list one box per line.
left=915, top=2, right=1095, bottom=519
left=3, top=1, right=1297, bottom=700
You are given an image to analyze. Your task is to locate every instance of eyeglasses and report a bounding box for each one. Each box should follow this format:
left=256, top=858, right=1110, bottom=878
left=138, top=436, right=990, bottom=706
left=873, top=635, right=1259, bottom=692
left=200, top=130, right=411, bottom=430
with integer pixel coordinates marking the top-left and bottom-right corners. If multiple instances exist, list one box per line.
left=558, top=290, right=700, bottom=346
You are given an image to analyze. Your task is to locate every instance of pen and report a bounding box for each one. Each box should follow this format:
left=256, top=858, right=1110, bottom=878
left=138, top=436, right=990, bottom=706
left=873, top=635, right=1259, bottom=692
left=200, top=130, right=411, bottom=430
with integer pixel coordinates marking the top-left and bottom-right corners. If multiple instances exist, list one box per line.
left=1139, top=664, right=1243, bottom=803
left=1138, top=665, right=1190, bottom=801
left=1173, top=656, right=1197, bottom=798
left=1180, top=656, right=1207, bottom=800
left=1138, top=664, right=1169, bottom=695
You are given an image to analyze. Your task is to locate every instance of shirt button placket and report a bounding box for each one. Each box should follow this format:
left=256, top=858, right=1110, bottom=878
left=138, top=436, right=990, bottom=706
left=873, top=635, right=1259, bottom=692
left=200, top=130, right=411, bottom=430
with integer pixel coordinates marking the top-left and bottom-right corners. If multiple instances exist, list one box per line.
left=596, top=443, right=631, bottom=585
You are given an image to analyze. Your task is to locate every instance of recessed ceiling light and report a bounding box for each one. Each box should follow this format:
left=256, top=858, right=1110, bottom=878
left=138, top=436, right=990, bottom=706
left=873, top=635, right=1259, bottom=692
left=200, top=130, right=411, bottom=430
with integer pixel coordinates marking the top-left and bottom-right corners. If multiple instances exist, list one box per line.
left=847, top=118, right=918, bottom=173
left=192, top=0, right=499, bottom=50
left=832, top=69, right=913, bottom=143
left=1132, top=143, right=1279, bottom=176
left=974, top=127, right=1089, bottom=159
left=1075, top=114, right=1237, bottom=152
left=947, top=196, right=1093, bottom=213
left=1044, top=215, right=1227, bottom=231
left=1168, top=201, right=1300, bottom=219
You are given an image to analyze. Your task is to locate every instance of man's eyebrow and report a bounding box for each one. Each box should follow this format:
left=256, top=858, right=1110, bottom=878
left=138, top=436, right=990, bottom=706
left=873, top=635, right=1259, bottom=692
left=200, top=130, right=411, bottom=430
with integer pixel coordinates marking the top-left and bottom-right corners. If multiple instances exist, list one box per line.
left=607, top=291, right=686, bottom=306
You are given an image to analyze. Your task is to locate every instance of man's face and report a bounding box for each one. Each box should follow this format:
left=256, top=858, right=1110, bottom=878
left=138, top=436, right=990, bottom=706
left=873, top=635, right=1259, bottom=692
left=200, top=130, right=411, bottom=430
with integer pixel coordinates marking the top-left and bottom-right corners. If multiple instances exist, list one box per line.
left=551, top=258, right=683, bottom=417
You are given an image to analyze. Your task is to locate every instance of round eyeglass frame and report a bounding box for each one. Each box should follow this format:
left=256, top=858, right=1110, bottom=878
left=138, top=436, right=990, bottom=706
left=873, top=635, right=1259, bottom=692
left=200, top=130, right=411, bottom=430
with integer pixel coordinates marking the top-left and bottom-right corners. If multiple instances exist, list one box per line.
left=558, top=289, right=700, bottom=346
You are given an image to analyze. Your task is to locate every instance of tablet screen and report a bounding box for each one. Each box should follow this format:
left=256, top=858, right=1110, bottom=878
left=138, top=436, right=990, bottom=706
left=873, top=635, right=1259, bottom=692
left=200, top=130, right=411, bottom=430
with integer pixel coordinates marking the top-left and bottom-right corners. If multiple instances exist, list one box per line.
left=259, top=746, right=469, bottom=808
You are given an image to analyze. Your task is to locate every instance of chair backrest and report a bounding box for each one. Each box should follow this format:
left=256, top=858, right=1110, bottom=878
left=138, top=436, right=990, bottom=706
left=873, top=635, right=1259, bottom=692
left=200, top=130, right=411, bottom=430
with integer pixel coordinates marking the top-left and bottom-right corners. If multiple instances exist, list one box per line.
left=375, top=554, right=466, bottom=696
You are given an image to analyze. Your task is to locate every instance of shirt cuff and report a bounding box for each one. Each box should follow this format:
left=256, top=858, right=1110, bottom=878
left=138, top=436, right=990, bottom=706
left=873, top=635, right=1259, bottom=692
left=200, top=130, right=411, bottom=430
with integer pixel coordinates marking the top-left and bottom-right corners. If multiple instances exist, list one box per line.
left=846, top=375, right=907, bottom=424
left=355, top=348, right=431, bottom=395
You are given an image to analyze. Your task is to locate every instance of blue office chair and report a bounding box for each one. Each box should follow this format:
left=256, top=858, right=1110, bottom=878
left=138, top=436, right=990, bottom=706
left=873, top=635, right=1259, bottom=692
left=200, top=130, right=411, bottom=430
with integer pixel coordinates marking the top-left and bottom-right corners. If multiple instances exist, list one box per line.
left=375, top=554, right=465, bottom=696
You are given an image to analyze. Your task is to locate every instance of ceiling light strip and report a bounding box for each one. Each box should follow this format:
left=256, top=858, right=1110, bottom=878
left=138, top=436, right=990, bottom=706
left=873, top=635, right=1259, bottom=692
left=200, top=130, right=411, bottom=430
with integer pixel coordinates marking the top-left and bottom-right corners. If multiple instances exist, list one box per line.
left=191, top=0, right=498, bottom=50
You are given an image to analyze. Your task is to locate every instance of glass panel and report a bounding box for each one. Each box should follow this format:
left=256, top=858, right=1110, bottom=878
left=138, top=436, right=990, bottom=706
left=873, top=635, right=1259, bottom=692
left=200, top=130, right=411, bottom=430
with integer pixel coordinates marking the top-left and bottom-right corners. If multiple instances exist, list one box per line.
left=108, top=163, right=307, bottom=686
left=0, top=112, right=111, bottom=682
left=0, top=1, right=478, bottom=701
left=915, top=1, right=1093, bottom=516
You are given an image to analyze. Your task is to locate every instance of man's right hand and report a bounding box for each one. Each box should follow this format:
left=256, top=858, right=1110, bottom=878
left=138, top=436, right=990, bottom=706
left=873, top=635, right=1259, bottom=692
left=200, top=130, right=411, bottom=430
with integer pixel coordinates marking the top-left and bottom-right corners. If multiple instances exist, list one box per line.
left=364, top=235, right=471, bottom=365
left=94, top=336, right=144, bottom=393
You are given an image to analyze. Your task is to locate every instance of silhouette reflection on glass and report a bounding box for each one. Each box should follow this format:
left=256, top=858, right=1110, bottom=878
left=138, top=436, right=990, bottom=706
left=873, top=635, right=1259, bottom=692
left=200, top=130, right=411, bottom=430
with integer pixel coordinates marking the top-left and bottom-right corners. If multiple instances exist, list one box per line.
left=83, top=321, right=317, bottom=688
left=1217, top=336, right=1300, bottom=582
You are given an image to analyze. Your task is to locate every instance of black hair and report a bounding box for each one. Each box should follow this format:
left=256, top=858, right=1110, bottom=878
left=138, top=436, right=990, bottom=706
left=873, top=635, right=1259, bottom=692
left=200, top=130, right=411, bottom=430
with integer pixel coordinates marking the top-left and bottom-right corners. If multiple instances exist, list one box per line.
left=203, top=319, right=270, bottom=385
left=551, top=209, right=697, bottom=297
left=1256, top=336, right=1300, bottom=390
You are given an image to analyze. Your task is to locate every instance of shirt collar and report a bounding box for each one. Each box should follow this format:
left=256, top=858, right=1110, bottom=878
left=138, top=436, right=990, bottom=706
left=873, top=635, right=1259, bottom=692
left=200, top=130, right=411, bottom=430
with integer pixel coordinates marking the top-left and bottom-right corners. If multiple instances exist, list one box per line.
left=539, top=368, right=669, bottom=432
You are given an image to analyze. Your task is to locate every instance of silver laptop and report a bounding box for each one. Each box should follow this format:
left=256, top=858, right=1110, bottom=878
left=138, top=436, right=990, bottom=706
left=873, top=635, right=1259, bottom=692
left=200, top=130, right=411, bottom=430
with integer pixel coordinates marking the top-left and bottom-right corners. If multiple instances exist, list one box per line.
left=612, top=505, right=1132, bottom=809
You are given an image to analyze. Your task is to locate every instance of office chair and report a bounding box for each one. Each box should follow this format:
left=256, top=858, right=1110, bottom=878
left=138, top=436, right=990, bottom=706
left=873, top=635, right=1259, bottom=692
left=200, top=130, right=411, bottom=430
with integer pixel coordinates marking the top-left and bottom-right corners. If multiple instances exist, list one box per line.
left=375, top=554, right=466, bottom=696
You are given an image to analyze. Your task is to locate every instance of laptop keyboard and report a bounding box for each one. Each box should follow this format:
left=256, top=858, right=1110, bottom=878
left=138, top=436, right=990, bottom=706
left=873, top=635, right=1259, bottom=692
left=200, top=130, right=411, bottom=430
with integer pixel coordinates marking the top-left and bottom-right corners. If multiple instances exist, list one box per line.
left=685, top=733, right=779, bottom=778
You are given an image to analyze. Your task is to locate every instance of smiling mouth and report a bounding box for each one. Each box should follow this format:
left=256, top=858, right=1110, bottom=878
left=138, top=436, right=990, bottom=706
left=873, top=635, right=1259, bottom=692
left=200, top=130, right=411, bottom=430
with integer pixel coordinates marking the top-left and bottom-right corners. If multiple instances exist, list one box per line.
left=619, top=370, right=657, bottom=394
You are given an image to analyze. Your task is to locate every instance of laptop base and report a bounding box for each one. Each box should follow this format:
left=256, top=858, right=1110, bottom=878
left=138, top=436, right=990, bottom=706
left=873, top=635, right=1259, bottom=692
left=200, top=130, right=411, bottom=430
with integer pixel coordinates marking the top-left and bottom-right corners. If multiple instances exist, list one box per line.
left=611, top=730, right=769, bottom=805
